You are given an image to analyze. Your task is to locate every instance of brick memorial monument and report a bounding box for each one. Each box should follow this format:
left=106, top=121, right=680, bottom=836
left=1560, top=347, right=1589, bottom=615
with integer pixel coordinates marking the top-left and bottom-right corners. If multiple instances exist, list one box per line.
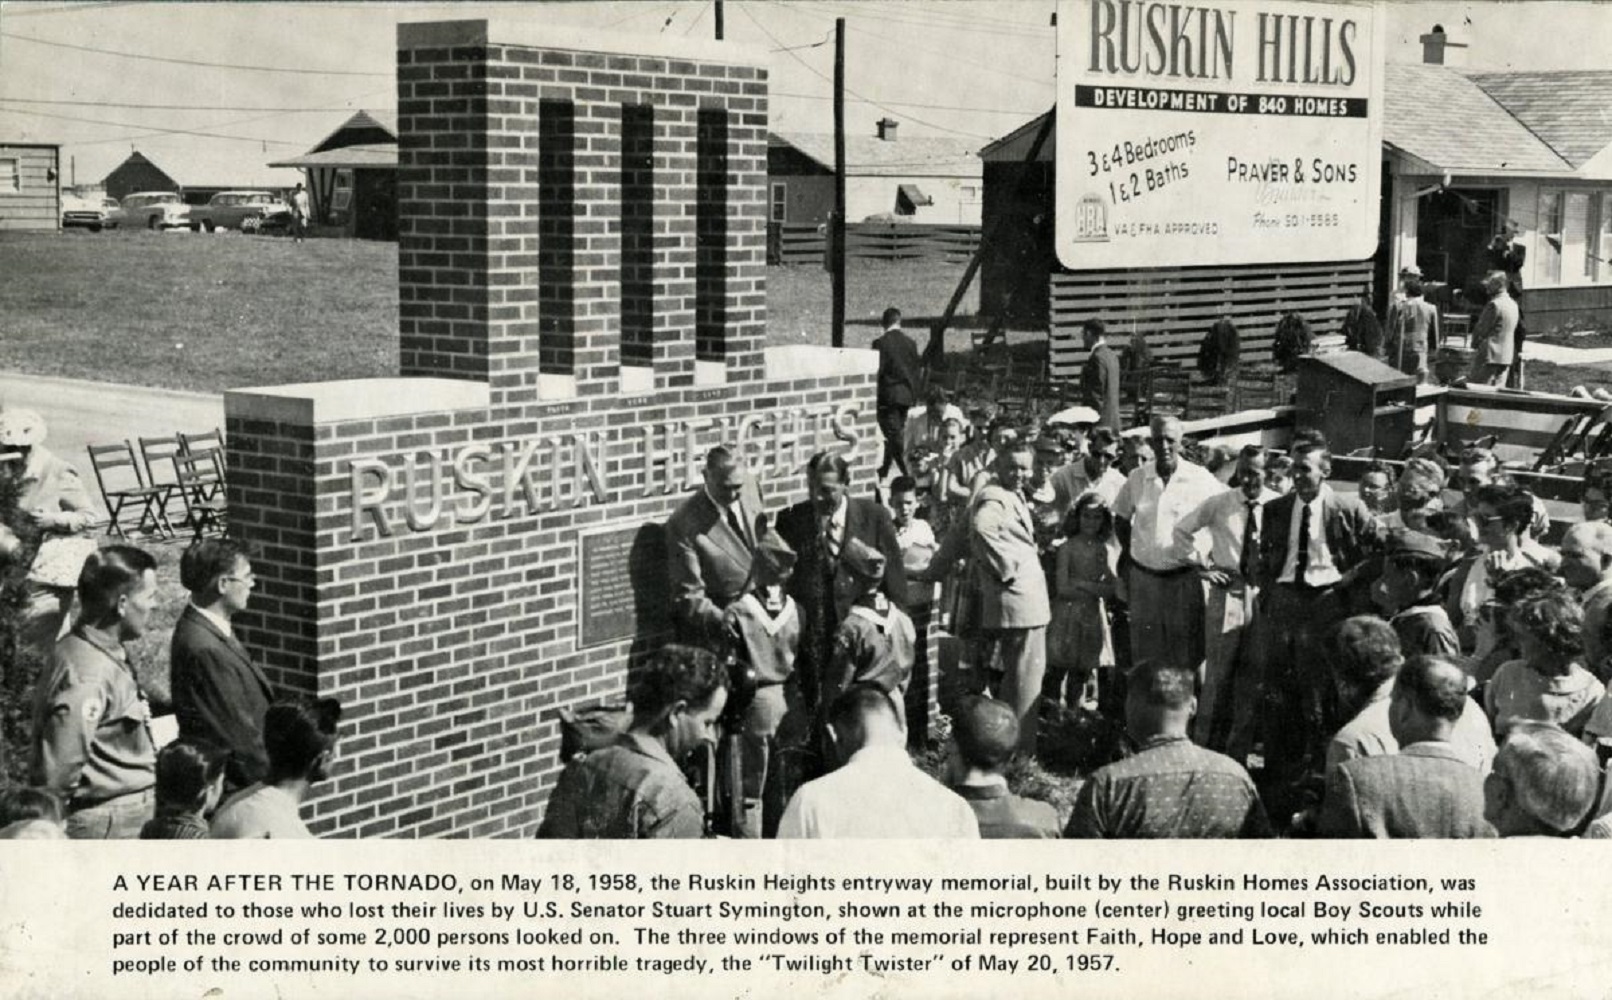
left=219, top=20, right=902, bottom=837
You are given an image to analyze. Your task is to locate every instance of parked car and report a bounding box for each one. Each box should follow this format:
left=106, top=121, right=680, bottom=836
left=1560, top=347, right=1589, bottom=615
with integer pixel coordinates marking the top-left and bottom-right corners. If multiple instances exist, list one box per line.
left=191, top=190, right=288, bottom=232
left=108, top=191, right=191, bottom=231
left=61, top=194, right=121, bottom=232
left=249, top=207, right=297, bottom=237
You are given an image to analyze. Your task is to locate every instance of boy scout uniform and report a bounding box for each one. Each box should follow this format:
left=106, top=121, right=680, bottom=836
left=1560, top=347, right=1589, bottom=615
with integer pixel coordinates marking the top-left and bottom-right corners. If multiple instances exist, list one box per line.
left=32, top=628, right=157, bottom=839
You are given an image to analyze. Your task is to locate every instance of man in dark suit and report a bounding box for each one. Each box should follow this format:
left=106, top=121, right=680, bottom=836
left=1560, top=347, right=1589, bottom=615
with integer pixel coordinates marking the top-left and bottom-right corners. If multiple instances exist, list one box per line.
left=170, top=538, right=275, bottom=795
left=775, top=452, right=906, bottom=712
left=1252, top=439, right=1385, bottom=820
left=665, top=446, right=768, bottom=646
left=1319, top=654, right=1495, bottom=838
left=872, top=307, right=924, bottom=480
left=1079, top=319, right=1122, bottom=432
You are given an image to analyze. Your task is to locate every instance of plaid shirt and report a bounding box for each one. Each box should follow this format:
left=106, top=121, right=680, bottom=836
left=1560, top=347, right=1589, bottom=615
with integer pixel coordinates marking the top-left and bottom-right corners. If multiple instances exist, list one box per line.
left=1065, top=735, right=1272, bottom=839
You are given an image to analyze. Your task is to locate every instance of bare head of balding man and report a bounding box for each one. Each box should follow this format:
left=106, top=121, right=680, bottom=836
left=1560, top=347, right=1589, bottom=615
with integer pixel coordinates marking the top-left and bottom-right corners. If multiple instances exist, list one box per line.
left=1388, top=655, right=1469, bottom=747
left=1558, top=520, right=1612, bottom=591
left=702, top=446, right=745, bottom=507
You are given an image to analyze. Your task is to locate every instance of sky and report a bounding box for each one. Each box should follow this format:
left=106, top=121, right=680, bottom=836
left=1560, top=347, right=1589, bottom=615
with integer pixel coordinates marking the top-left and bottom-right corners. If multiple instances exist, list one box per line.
left=1, top=0, right=1609, bottom=188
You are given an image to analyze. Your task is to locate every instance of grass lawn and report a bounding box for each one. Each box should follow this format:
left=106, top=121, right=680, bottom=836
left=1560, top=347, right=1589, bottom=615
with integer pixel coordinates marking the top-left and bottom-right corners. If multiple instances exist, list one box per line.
left=2, top=230, right=397, bottom=393
left=0, top=231, right=995, bottom=393
left=1520, top=358, right=1612, bottom=398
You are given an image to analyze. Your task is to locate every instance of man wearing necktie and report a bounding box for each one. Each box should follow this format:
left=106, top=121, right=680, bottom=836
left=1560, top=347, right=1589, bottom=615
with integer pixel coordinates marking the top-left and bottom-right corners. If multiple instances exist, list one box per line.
left=171, top=537, right=277, bottom=796
left=775, top=452, right=907, bottom=719
left=1253, top=439, right=1385, bottom=824
left=968, top=443, right=1052, bottom=752
left=1172, top=446, right=1277, bottom=761
left=666, top=447, right=768, bottom=646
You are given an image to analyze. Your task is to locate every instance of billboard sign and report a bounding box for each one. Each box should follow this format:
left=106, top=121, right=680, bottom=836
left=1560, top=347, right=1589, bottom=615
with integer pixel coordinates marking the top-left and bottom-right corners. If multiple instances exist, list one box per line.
left=1055, top=0, right=1384, bottom=269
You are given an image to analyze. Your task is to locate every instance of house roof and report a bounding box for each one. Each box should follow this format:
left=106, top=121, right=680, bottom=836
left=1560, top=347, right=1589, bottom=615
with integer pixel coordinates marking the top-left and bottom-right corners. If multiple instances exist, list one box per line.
left=978, top=111, right=1053, bottom=162
left=981, top=66, right=1576, bottom=177
left=769, top=132, right=980, bottom=178
left=309, top=109, right=398, bottom=155
left=1383, top=63, right=1570, bottom=175
left=106, top=148, right=299, bottom=190
left=268, top=143, right=398, bottom=170
left=1466, top=70, right=1612, bottom=168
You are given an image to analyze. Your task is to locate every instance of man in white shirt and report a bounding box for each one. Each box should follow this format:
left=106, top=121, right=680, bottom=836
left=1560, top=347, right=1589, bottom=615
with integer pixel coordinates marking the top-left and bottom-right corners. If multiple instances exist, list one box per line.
left=1050, top=426, right=1127, bottom=518
left=1172, top=445, right=1275, bottom=757
left=1112, top=415, right=1226, bottom=674
left=903, top=387, right=966, bottom=471
left=777, top=685, right=978, bottom=839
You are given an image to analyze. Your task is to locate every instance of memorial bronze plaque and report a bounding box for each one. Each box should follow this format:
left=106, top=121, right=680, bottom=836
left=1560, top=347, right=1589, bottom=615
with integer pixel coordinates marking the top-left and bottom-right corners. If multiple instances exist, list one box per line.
left=578, top=522, right=668, bottom=649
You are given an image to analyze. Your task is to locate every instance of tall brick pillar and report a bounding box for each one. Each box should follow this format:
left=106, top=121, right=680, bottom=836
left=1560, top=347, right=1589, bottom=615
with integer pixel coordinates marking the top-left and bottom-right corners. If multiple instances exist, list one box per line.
left=224, top=20, right=877, bottom=838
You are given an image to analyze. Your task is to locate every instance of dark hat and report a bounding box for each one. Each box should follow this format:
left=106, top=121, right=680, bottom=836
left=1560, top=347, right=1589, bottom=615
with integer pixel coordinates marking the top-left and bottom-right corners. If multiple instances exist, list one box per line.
left=1387, top=529, right=1448, bottom=562
left=753, top=530, right=796, bottom=580
left=1032, top=434, right=1065, bottom=455
left=841, top=537, right=886, bottom=581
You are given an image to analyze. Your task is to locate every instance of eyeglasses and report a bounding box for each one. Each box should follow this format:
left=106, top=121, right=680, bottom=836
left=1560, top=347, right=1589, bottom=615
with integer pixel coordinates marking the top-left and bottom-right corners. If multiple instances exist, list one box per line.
left=221, top=573, right=256, bottom=586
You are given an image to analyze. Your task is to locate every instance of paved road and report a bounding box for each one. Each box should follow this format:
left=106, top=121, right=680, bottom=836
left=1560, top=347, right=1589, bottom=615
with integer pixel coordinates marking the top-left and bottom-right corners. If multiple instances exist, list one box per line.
left=0, top=371, right=223, bottom=517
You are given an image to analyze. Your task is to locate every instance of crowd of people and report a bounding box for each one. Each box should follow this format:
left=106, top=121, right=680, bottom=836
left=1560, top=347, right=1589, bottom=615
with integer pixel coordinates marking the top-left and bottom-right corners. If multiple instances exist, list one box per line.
left=3, top=281, right=1608, bottom=842
left=539, top=302, right=1612, bottom=840
left=0, top=529, right=342, bottom=840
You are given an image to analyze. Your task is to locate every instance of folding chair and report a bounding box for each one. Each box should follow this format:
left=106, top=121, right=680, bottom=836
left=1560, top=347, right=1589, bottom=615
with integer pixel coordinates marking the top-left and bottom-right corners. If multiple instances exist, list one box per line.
left=173, top=449, right=226, bottom=537
left=180, top=428, right=226, bottom=477
left=136, top=433, right=186, bottom=529
left=176, top=430, right=228, bottom=537
left=1233, top=363, right=1283, bottom=412
left=85, top=441, right=175, bottom=539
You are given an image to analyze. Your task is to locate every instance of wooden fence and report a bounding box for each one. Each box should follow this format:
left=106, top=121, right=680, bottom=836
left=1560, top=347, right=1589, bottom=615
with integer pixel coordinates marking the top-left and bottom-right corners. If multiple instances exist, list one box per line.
left=769, top=222, right=981, bottom=266
left=1047, top=260, right=1372, bottom=380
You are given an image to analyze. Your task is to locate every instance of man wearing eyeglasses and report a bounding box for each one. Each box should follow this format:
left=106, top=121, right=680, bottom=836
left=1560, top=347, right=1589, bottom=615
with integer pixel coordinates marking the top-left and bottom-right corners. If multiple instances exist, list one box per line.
left=1049, top=426, right=1126, bottom=519
left=170, top=537, right=276, bottom=796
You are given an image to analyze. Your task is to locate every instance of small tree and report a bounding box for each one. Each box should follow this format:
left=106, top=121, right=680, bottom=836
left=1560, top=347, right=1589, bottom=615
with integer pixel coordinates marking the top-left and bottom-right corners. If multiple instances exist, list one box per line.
left=0, top=459, right=43, bottom=786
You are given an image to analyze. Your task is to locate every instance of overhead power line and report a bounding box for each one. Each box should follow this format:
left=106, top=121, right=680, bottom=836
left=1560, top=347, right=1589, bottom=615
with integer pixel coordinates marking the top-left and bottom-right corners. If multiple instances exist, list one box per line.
left=0, top=97, right=371, bottom=113
left=0, top=30, right=391, bottom=76
left=791, top=0, right=1050, bottom=39
left=0, top=1, right=145, bottom=17
left=0, top=103, right=309, bottom=145
left=762, top=0, right=1053, bottom=89
left=738, top=4, right=990, bottom=140
left=770, top=90, right=1040, bottom=117
left=0, top=86, right=391, bottom=149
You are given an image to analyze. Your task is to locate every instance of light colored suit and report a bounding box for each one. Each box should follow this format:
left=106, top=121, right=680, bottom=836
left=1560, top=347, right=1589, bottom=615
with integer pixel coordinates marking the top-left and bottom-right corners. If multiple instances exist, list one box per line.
left=970, top=485, right=1051, bottom=629
left=665, top=481, right=767, bottom=642
left=1470, top=291, right=1519, bottom=372
left=1318, top=741, right=1496, bottom=839
left=969, top=483, right=1051, bottom=749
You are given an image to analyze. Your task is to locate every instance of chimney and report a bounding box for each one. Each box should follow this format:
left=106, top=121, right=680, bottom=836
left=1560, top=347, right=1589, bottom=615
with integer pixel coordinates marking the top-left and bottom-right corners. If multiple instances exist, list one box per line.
left=876, top=117, right=899, bottom=142
left=1419, top=24, right=1468, bottom=66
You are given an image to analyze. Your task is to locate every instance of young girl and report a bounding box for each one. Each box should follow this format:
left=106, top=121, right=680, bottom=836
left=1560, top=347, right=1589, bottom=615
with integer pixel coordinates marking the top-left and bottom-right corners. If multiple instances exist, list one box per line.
left=1044, top=493, right=1119, bottom=712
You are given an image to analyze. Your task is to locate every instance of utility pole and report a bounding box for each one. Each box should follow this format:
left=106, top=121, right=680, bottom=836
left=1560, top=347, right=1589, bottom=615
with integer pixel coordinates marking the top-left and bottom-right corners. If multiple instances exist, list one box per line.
left=714, top=0, right=724, bottom=40
left=831, top=17, right=846, bottom=348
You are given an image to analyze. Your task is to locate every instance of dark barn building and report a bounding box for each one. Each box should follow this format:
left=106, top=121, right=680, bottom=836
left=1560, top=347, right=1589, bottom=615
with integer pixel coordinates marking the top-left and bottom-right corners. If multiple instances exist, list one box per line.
left=102, top=151, right=179, bottom=202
